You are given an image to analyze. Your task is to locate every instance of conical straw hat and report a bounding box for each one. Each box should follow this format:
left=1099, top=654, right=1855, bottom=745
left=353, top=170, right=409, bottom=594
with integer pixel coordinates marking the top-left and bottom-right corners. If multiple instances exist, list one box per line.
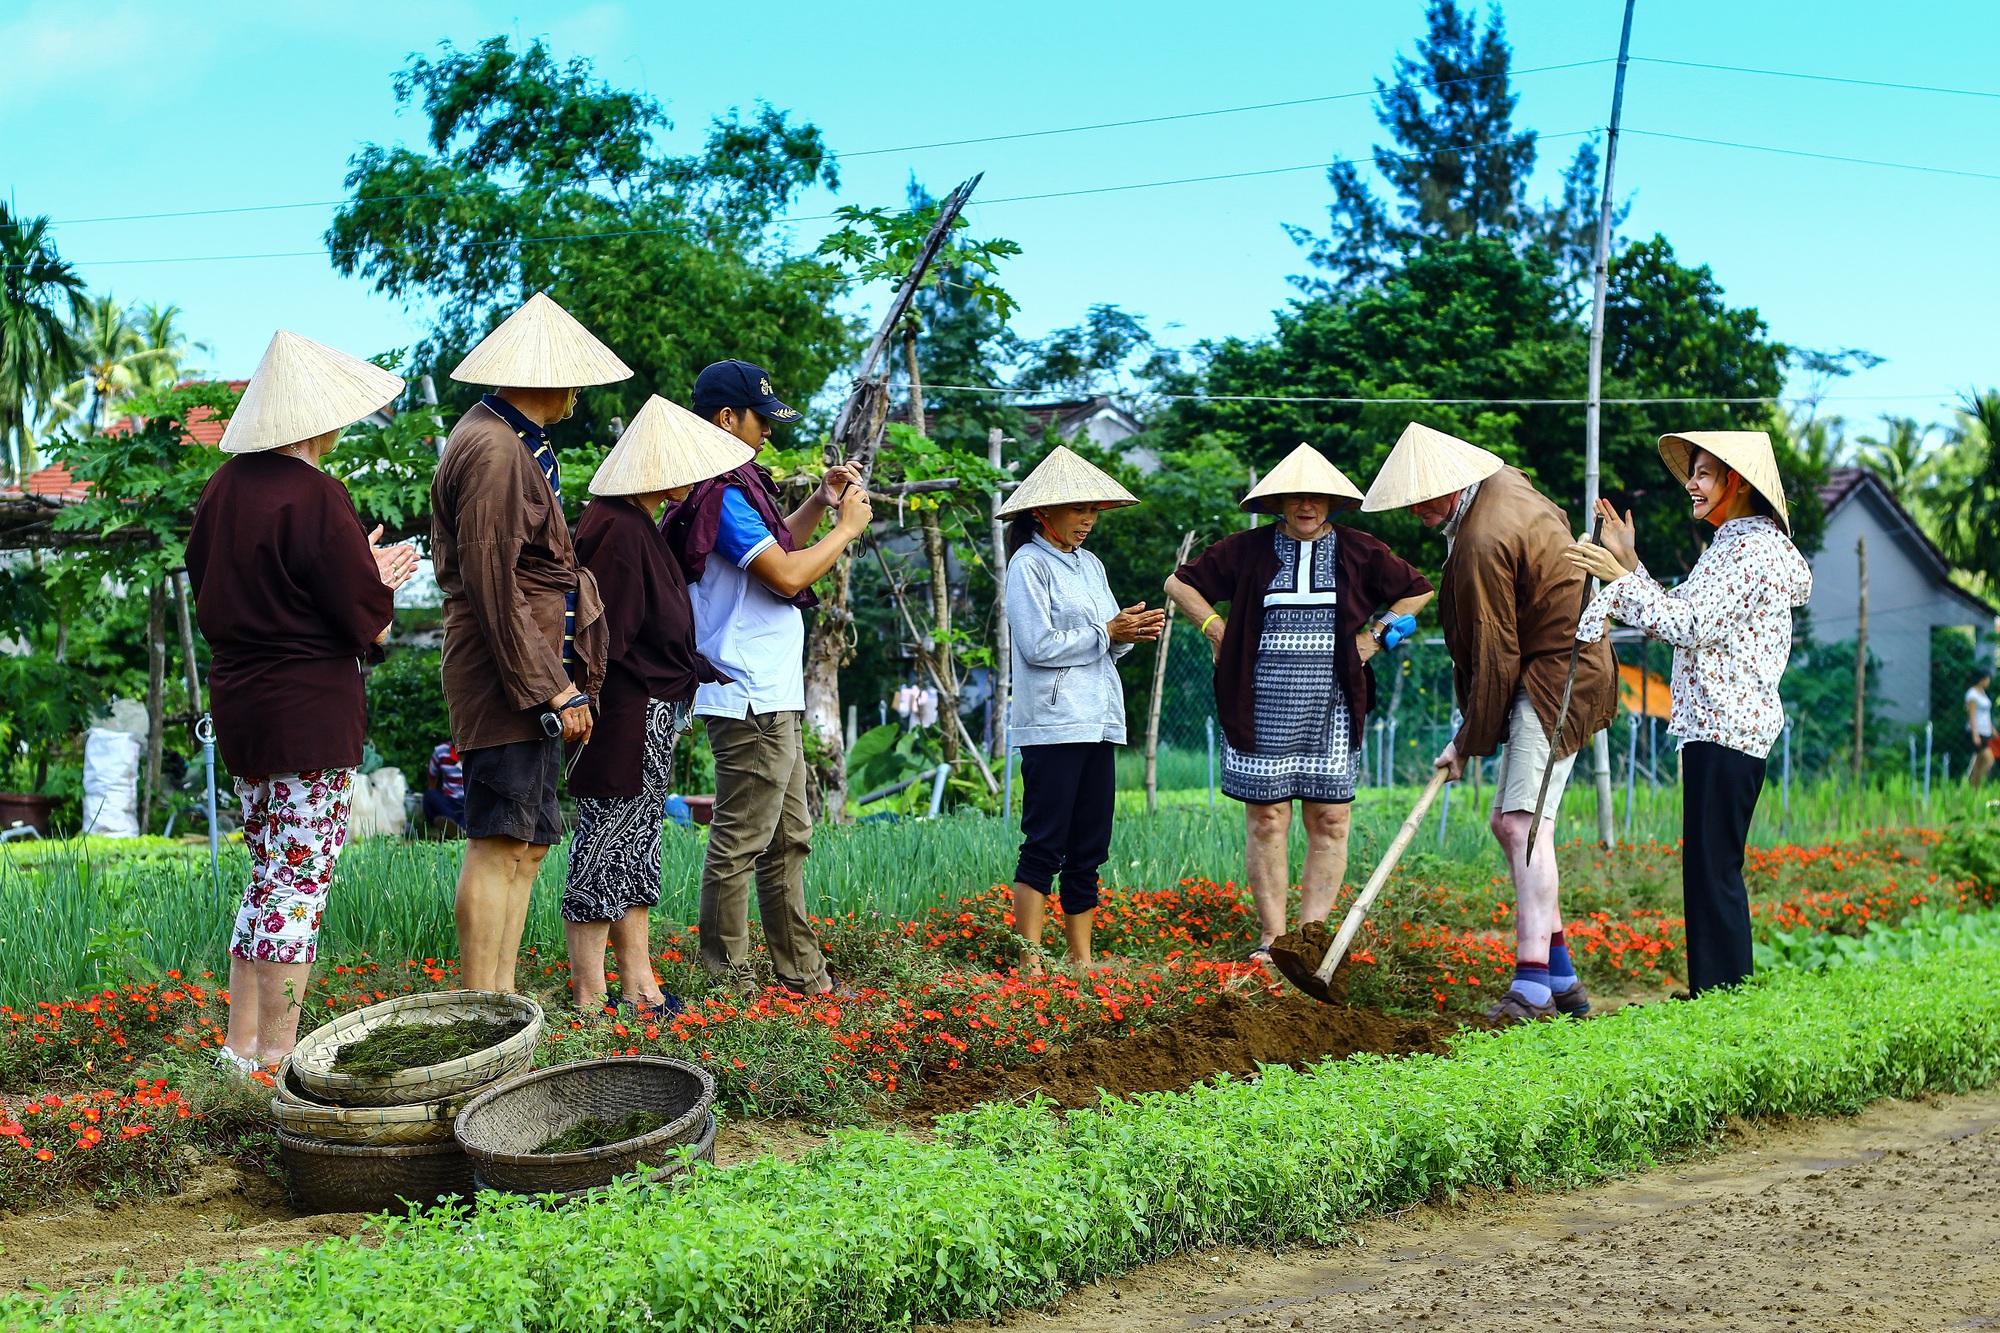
left=217, top=330, right=405, bottom=454
left=449, top=291, right=633, bottom=388
left=995, top=444, right=1139, bottom=518
left=589, top=395, right=755, bottom=496
left=1360, top=422, right=1506, bottom=512
left=1241, top=443, right=1365, bottom=514
left=1658, top=430, right=1791, bottom=533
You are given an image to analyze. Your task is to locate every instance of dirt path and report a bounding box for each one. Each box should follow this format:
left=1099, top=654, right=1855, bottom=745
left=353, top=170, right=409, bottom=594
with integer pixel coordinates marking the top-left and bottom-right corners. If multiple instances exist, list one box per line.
left=969, top=1086, right=2000, bottom=1333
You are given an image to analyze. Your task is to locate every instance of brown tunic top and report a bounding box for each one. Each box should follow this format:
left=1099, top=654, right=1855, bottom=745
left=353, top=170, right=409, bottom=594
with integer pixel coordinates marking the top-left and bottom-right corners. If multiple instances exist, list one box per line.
left=565, top=497, right=717, bottom=798
left=1174, top=522, right=1433, bottom=754
left=431, top=400, right=606, bottom=751
left=1439, top=466, right=1617, bottom=760
left=185, top=453, right=393, bottom=778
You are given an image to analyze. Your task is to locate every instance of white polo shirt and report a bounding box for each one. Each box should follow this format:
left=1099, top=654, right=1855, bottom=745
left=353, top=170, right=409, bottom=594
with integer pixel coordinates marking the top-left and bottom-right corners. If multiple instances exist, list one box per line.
left=690, top=486, right=806, bottom=718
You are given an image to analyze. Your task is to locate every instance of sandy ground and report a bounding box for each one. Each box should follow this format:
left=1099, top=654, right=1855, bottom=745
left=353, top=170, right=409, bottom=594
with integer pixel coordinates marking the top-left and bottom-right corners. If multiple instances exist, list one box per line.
left=970, top=1086, right=2000, bottom=1333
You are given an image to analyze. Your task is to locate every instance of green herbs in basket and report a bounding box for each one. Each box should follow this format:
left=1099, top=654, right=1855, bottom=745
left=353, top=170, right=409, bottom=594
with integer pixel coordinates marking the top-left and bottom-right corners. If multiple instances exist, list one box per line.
left=330, top=1017, right=529, bottom=1078
left=533, top=1110, right=672, bottom=1155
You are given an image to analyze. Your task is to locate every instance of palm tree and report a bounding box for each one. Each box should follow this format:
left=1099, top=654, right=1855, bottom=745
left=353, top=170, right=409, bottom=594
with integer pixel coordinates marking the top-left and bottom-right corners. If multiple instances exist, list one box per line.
left=131, top=302, right=211, bottom=394
left=1932, top=390, right=2000, bottom=598
left=53, top=296, right=150, bottom=431
left=1853, top=415, right=1934, bottom=507
left=0, top=204, right=87, bottom=479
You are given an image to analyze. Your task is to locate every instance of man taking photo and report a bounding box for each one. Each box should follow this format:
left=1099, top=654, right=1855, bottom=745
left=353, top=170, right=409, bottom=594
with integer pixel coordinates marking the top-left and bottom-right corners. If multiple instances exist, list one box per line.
left=663, top=360, right=873, bottom=997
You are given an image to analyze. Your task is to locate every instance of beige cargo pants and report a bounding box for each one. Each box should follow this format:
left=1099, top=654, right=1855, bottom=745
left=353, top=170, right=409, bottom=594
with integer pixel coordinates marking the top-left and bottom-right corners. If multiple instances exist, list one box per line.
left=696, top=710, right=829, bottom=991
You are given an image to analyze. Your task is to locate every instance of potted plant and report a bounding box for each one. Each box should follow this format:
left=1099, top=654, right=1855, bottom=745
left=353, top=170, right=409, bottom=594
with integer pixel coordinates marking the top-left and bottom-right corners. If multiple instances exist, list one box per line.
left=0, top=653, right=99, bottom=835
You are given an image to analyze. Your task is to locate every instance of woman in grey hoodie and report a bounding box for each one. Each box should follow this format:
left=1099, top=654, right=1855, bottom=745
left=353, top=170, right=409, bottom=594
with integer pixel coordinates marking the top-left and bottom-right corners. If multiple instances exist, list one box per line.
left=1000, top=447, right=1164, bottom=968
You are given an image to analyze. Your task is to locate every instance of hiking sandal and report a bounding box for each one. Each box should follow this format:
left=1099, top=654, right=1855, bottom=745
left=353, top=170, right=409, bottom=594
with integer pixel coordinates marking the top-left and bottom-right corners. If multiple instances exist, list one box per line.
left=1551, top=979, right=1592, bottom=1017
left=1484, top=989, right=1557, bottom=1027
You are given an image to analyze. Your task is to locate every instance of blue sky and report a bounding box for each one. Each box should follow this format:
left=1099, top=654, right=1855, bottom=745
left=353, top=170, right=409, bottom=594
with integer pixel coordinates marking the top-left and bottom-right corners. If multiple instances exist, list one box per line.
left=5, top=0, right=1996, bottom=432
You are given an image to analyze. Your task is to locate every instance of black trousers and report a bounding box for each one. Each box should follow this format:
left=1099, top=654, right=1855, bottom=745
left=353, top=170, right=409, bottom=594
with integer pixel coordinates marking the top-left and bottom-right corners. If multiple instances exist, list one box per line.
left=1682, top=740, right=1766, bottom=994
left=1014, top=742, right=1117, bottom=915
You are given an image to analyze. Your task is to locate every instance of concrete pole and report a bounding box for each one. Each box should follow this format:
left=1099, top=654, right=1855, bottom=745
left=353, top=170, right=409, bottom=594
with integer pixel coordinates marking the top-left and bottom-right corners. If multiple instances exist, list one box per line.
left=1853, top=533, right=1869, bottom=782
left=1582, top=0, right=1639, bottom=848
left=988, top=427, right=1010, bottom=764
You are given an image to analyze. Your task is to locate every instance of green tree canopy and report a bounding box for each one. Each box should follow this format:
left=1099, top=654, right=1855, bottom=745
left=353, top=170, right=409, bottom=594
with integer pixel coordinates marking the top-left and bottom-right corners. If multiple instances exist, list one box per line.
left=327, top=36, right=857, bottom=446
left=1150, top=233, right=1789, bottom=576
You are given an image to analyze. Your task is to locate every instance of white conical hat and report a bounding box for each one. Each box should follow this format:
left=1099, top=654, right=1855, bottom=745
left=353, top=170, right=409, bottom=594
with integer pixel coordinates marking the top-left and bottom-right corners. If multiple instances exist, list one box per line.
left=217, top=330, right=404, bottom=454
left=995, top=444, right=1139, bottom=518
left=1241, top=443, right=1365, bottom=514
left=449, top=291, right=633, bottom=388
left=1360, top=422, right=1506, bottom=511
left=589, top=395, right=755, bottom=496
left=1658, top=430, right=1791, bottom=533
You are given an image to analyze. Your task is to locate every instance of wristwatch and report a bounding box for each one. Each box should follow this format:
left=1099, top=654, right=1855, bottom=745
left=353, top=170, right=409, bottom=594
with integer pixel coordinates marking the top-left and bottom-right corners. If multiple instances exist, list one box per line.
left=1369, top=619, right=1393, bottom=646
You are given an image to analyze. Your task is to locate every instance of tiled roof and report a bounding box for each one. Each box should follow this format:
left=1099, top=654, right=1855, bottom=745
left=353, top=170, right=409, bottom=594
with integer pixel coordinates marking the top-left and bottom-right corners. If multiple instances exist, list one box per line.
left=0, top=464, right=89, bottom=501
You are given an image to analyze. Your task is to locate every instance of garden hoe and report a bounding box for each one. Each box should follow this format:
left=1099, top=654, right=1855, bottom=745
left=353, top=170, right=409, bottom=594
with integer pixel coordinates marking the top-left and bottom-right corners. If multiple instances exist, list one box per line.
left=1271, top=767, right=1450, bottom=1005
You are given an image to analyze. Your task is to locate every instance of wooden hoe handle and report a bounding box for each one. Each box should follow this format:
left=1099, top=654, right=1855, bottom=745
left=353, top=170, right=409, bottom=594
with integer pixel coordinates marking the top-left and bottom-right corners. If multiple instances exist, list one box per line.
left=1313, top=767, right=1452, bottom=984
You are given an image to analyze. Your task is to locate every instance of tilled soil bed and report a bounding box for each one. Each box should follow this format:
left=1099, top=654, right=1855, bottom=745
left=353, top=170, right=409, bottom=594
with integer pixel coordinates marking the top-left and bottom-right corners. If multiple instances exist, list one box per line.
left=903, top=991, right=1458, bottom=1118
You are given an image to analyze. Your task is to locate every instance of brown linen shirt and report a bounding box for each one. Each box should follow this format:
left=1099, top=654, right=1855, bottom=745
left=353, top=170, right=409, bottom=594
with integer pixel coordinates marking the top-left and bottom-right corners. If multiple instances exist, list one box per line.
left=185, top=453, right=393, bottom=778
left=1438, top=466, right=1616, bottom=760
left=431, top=400, right=606, bottom=751
left=565, top=497, right=717, bottom=798
left=1174, top=522, right=1434, bottom=754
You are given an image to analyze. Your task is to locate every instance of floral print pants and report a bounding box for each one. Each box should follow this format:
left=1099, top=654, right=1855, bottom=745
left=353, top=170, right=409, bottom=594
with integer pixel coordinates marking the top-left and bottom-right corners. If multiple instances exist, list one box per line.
left=228, top=768, right=355, bottom=965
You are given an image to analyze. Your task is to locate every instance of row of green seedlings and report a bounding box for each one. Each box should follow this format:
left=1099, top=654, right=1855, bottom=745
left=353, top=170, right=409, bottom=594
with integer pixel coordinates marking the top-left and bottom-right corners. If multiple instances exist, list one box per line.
left=16, top=936, right=2000, bottom=1333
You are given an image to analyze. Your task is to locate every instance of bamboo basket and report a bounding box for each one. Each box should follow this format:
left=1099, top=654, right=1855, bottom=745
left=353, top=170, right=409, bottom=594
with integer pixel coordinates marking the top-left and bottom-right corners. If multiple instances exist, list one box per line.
left=454, top=1056, right=714, bottom=1196
left=277, top=1131, right=474, bottom=1213
left=289, top=990, right=542, bottom=1107
left=271, top=1061, right=476, bottom=1147
left=474, top=1111, right=717, bottom=1208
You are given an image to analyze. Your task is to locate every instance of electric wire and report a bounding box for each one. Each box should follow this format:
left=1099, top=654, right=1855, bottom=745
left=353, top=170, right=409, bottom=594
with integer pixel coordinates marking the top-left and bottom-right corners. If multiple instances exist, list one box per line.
left=10, top=59, right=1611, bottom=232
left=910, top=384, right=1961, bottom=406
left=16, top=129, right=1592, bottom=270
left=1624, top=128, right=2000, bottom=184
left=1631, top=56, right=2000, bottom=101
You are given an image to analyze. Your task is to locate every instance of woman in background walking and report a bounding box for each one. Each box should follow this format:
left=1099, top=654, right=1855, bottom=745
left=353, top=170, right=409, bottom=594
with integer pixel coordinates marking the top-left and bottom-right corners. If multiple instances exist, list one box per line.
left=563, top=396, right=750, bottom=1017
left=1569, top=430, right=1811, bottom=995
left=186, top=331, right=416, bottom=1071
left=1001, top=446, right=1163, bottom=969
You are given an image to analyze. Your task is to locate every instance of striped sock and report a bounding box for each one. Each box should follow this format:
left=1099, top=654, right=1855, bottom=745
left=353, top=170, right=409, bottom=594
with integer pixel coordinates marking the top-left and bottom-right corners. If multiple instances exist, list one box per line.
left=1548, top=929, right=1577, bottom=987
left=1510, top=960, right=1553, bottom=1007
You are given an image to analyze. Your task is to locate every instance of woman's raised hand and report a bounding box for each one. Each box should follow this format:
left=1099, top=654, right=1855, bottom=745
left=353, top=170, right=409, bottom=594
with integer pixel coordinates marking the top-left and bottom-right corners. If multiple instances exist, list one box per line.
left=1592, top=499, right=1640, bottom=570
left=1107, top=602, right=1167, bottom=644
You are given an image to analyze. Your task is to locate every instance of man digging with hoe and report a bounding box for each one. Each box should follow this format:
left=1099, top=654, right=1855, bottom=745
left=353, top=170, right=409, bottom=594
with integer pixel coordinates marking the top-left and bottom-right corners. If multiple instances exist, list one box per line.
left=1343, top=423, right=1617, bottom=1025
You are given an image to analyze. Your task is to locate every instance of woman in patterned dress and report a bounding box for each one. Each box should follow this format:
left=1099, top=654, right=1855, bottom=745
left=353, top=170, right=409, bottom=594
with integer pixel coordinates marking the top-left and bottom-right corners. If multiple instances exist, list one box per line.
left=186, top=331, right=417, bottom=1072
left=1569, top=431, right=1812, bottom=993
left=1166, top=444, right=1433, bottom=965
left=564, top=396, right=750, bottom=1017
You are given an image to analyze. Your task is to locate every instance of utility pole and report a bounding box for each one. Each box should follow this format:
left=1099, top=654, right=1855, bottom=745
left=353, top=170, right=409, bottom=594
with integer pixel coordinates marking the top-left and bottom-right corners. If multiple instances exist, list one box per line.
left=988, top=426, right=1010, bottom=763
left=1582, top=0, right=1638, bottom=848
left=1853, top=533, right=1869, bottom=782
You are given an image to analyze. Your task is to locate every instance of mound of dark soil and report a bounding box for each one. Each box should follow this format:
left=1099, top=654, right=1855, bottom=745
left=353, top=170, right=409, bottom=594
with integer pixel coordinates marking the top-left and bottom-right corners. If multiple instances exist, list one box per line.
left=902, top=991, right=1456, bottom=1118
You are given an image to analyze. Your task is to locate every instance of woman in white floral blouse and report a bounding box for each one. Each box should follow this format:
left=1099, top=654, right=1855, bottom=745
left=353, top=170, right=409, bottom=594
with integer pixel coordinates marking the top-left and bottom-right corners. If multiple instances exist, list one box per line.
left=1566, top=431, right=1812, bottom=995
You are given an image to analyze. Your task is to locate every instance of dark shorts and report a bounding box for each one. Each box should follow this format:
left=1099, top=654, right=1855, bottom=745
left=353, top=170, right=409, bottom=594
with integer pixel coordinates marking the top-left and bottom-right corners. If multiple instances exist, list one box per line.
left=462, top=737, right=563, bottom=845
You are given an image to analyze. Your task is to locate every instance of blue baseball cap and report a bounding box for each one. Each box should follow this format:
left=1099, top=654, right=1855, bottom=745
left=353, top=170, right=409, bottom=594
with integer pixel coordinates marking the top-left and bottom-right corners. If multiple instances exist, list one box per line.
left=691, top=359, right=800, bottom=424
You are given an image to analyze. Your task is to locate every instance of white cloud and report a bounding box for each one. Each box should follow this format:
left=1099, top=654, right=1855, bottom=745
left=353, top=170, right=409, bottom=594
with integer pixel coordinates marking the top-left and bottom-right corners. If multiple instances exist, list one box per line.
left=0, top=0, right=222, bottom=121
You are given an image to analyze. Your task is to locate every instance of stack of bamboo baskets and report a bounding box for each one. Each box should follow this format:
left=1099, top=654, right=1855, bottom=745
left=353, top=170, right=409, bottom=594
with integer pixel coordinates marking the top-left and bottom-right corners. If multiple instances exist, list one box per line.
left=273, top=990, right=543, bottom=1213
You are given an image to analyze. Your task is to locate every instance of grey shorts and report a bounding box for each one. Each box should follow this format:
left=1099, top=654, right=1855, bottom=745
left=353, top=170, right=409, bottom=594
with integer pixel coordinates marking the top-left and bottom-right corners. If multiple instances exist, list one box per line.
left=1491, top=690, right=1576, bottom=815
left=463, top=736, right=564, bottom=845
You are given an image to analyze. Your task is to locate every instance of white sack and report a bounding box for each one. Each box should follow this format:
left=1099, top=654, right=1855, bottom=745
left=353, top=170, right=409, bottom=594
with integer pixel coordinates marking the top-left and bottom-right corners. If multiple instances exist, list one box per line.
left=346, top=767, right=408, bottom=840
left=82, top=727, right=143, bottom=839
